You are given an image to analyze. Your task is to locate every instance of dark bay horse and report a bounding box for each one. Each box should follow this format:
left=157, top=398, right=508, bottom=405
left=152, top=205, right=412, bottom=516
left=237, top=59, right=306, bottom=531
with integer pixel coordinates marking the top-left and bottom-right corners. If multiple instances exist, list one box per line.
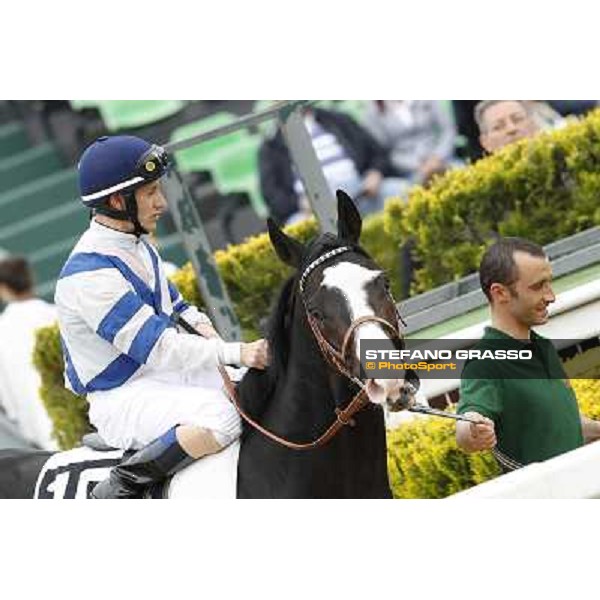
left=0, top=191, right=413, bottom=498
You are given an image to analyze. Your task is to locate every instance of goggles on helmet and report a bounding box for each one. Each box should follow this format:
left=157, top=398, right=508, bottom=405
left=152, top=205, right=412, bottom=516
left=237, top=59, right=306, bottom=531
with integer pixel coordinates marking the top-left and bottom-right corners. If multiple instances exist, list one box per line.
left=135, top=144, right=169, bottom=182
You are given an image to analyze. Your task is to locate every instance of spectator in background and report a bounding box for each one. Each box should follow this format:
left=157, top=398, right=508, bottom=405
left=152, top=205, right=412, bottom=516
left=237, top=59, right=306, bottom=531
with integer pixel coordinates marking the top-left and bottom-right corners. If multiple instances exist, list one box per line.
left=363, top=101, right=462, bottom=187
left=0, top=256, right=57, bottom=450
left=475, top=100, right=540, bottom=154
left=525, top=101, right=566, bottom=131
left=259, top=106, right=409, bottom=225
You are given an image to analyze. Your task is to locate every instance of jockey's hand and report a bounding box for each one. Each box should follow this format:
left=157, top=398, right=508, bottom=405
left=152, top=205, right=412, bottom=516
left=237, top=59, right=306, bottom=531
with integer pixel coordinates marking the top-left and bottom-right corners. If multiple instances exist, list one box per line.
left=241, top=339, right=270, bottom=370
left=195, top=322, right=219, bottom=339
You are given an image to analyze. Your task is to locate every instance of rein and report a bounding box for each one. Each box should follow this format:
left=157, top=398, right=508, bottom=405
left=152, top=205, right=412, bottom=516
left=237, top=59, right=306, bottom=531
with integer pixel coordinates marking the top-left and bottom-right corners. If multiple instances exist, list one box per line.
left=176, top=315, right=372, bottom=450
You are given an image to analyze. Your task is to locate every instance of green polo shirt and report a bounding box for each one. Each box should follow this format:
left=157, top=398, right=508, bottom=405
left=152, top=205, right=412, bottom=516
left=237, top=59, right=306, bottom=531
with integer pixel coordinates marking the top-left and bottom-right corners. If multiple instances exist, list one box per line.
left=457, top=326, right=583, bottom=466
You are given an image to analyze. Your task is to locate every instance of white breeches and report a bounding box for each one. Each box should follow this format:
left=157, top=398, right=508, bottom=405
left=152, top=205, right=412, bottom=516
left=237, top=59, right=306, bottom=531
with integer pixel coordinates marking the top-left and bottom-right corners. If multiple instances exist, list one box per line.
left=87, top=367, right=242, bottom=451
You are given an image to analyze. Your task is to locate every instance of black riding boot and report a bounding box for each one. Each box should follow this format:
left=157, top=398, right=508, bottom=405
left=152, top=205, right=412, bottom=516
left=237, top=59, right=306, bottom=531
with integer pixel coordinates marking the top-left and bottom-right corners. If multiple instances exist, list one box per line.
left=91, top=427, right=193, bottom=499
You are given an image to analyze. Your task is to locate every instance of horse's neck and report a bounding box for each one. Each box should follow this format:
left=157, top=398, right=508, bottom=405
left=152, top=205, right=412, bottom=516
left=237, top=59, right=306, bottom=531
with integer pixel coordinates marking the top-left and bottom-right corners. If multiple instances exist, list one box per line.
left=265, top=313, right=345, bottom=433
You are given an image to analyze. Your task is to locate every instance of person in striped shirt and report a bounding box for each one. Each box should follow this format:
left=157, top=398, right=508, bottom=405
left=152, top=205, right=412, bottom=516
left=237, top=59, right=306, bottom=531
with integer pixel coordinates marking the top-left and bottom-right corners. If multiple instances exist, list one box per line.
left=55, top=135, right=269, bottom=498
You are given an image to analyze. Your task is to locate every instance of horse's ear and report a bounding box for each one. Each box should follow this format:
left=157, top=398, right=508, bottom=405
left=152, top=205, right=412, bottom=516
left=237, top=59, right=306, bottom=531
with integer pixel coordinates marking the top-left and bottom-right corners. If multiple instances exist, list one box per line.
left=267, top=218, right=304, bottom=268
left=336, top=189, right=362, bottom=243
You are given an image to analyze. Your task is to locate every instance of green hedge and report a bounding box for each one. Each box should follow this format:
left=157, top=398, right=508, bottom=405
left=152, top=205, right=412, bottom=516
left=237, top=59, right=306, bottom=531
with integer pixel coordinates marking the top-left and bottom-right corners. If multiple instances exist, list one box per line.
left=33, top=325, right=90, bottom=450
left=387, top=417, right=501, bottom=499
left=171, top=211, right=401, bottom=339
left=393, top=109, right=600, bottom=293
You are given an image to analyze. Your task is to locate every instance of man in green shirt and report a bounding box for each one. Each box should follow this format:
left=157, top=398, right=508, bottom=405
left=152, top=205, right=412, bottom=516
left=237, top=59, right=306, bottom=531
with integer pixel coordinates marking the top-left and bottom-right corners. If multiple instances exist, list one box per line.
left=456, top=237, right=600, bottom=470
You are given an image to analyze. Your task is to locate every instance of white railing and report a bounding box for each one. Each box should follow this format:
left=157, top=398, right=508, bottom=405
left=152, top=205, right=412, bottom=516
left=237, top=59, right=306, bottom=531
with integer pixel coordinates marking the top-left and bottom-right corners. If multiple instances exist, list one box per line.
left=448, top=441, right=600, bottom=499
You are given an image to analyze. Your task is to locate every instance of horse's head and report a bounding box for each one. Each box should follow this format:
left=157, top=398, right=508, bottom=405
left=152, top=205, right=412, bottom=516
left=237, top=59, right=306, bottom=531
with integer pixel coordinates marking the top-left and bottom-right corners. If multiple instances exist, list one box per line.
left=267, top=189, right=418, bottom=409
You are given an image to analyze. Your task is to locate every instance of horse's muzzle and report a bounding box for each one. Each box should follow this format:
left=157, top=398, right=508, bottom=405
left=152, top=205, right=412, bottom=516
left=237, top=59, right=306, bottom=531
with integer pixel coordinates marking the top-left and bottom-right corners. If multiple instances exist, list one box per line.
left=364, top=378, right=416, bottom=409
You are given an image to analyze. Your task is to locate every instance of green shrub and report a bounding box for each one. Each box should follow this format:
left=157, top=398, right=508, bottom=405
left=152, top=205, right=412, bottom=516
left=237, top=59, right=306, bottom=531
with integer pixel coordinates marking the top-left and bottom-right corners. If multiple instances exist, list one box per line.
left=394, top=110, right=600, bottom=293
left=33, top=325, right=90, bottom=450
left=170, top=213, right=401, bottom=339
left=386, top=415, right=501, bottom=499
left=564, top=348, right=600, bottom=419
left=170, top=219, right=312, bottom=339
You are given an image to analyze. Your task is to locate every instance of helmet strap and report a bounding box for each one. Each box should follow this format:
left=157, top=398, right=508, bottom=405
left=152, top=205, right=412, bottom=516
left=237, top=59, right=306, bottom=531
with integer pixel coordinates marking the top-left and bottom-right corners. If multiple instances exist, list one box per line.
left=93, top=190, right=148, bottom=237
left=123, top=190, right=149, bottom=237
left=94, top=203, right=130, bottom=222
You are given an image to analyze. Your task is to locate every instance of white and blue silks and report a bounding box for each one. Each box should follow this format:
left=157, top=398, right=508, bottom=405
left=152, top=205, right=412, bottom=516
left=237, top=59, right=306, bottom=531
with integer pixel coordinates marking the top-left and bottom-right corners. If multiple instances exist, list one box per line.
left=55, top=221, right=242, bottom=450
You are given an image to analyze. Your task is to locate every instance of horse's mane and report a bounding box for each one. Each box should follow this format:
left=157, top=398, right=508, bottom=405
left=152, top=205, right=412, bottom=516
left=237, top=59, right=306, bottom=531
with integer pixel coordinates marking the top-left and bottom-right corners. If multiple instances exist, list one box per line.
left=236, top=273, right=297, bottom=420
left=265, top=274, right=297, bottom=383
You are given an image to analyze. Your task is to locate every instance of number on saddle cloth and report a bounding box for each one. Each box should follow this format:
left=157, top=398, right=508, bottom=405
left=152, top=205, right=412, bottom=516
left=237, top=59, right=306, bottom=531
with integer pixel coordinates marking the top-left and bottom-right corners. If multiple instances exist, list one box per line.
left=34, top=446, right=126, bottom=499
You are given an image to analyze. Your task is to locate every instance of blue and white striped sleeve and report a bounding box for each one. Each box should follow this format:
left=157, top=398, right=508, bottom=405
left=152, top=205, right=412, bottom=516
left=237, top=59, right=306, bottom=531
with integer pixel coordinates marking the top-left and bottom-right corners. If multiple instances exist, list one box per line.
left=76, top=270, right=241, bottom=369
left=167, top=280, right=212, bottom=327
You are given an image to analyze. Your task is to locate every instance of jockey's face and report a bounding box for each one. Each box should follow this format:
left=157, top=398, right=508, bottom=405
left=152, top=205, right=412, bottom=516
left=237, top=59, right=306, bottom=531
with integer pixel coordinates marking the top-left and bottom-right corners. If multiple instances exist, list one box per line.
left=134, top=180, right=168, bottom=234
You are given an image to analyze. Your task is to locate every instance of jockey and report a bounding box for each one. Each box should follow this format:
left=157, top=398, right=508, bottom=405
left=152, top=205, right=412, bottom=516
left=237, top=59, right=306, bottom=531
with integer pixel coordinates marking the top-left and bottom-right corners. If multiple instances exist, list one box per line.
left=55, top=135, right=269, bottom=498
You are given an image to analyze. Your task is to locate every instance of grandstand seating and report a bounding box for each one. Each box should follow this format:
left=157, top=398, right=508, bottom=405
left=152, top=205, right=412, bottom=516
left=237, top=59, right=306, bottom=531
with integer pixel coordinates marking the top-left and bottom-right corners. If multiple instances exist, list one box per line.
left=96, top=100, right=186, bottom=132
left=0, top=101, right=17, bottom=126
left=334, top=100, right=367, bottom=122
left=170, top=111, right=249, bottom=174
left=69, top=100, right=101, bottom=111
left=210, top=135, right=268, bottom=218
left=0, top=100, right=214, bottom=299
left=0, top=168, right=79, bottom=297
left=0, top=169, right=78, bottom=223
left=0, top=142, right=63, bottom=194
left=170, top=111, right=269, bottom=221
left=0, top=122, right=29, bottom=159
left=0, top=102, right=399, bottom=301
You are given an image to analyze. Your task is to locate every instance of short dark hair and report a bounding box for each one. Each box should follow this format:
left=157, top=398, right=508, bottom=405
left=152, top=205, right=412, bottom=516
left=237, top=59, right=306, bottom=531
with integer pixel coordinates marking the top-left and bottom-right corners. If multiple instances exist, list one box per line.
left=0, top=256, right=34, bottom=294
left=479, top=237, right=546, bottom=301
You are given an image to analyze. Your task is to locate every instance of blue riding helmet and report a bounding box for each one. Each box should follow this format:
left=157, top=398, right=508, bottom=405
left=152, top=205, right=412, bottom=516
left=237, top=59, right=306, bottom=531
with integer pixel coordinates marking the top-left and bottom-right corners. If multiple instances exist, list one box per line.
left=77, top=135, right=170, bottom=235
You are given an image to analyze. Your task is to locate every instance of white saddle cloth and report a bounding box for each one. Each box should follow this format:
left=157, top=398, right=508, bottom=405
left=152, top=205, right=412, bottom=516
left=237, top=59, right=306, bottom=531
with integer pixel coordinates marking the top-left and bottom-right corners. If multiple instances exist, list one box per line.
left=34, top=442, right=240, bottom=499
left=167, top=440, right=239, bottom=499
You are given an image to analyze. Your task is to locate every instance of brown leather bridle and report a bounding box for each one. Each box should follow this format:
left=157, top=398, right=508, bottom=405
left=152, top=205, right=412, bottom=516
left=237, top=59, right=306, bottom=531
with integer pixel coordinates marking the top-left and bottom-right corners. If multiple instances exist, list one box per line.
left=209, top=246, right=407, bottom=450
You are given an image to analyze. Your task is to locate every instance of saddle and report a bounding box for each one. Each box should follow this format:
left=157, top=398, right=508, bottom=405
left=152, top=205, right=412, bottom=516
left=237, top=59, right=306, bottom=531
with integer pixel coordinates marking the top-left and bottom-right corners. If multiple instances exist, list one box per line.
left=81, top=433, right=118, bottom=452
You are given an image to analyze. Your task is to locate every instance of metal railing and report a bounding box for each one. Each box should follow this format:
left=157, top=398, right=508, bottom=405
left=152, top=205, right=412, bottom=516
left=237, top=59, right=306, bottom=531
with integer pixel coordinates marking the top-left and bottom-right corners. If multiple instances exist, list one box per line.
left=163, top=100, right=337, bottom=340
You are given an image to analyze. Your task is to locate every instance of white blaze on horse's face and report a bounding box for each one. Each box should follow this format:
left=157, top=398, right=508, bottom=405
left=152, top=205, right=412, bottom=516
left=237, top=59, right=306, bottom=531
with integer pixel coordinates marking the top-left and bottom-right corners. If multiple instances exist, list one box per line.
left=321, top=262, right=402, bottom=405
